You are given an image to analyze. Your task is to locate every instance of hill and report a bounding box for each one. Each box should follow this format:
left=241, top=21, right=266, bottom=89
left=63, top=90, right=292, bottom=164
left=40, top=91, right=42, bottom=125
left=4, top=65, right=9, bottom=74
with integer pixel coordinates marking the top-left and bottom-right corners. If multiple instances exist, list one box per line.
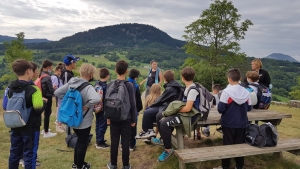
left=265, top=53, right=299, bottom=63
left=0, top=35, right=51, bottom=44
left=26, top=23, right=190, bottom=69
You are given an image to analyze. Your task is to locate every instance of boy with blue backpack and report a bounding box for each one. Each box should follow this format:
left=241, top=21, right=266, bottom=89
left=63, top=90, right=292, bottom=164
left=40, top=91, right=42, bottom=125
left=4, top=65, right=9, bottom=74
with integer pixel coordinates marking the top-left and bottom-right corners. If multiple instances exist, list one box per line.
left=94, top=68, right=110, bottom=149
left=128, top=69, right=143, bottom=151
left=106, top=60, right=137, bottom=169
left=5, top=59, right=45, bottom=169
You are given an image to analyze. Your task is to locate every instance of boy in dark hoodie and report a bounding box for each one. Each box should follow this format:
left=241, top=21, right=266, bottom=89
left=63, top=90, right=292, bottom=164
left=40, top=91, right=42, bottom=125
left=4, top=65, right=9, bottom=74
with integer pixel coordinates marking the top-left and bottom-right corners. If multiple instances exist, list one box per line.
left=8, top=59, right=45, bottom=169
left=61, top=54, right=80, bottom=84
left=214, top=68, right=252, bottom=169
left=136, top=70, right=182, bottom=139
left=127, top=69, right=143, bottom=151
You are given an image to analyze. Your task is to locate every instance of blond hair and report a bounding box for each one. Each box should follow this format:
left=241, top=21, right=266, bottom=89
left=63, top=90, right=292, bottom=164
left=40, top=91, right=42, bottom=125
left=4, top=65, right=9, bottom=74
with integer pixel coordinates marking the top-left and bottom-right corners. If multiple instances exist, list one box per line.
left=79, top=63, right=96, bottom=78
left=145, top=84, right=161, bottom=108
left=252, top=59, right=263, bottom=69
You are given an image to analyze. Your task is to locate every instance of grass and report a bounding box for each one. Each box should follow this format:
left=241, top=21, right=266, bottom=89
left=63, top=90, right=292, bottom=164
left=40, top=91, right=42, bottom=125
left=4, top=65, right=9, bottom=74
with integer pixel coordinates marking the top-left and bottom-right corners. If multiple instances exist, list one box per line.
left=1, top=103, right=300, bottom=168
left=273, top=94, right=290, bottom=103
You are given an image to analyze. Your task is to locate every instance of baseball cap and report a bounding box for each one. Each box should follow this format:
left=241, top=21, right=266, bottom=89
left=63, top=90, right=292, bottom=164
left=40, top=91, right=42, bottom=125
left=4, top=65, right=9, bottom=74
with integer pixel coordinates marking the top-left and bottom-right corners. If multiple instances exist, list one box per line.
left=63, top=54, right=80, bottom=65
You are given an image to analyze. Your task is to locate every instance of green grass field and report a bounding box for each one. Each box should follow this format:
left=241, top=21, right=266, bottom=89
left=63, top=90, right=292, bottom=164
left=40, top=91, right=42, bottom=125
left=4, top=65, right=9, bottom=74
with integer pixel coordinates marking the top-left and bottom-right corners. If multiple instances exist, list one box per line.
left=0, top=102, right=300, bottom=169
left=273, top=94, right=290, bottom=102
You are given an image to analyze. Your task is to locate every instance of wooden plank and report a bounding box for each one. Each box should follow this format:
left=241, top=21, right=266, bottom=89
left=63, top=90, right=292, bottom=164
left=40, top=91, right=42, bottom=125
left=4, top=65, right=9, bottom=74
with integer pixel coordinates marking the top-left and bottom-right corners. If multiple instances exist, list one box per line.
left=174, top=139, right=300, bottom=163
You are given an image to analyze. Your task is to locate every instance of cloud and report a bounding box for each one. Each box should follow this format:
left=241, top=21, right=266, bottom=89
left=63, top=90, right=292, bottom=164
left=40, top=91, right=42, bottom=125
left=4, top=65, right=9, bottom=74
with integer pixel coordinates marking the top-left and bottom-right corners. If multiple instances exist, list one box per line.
left=0, top=0, right=299, bottom=60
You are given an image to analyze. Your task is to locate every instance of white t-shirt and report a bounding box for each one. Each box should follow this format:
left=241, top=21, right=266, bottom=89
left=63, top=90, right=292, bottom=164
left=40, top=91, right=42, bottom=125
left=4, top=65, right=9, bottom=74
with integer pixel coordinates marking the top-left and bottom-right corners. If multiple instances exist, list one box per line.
left=184, top=83, right=198, bottom=101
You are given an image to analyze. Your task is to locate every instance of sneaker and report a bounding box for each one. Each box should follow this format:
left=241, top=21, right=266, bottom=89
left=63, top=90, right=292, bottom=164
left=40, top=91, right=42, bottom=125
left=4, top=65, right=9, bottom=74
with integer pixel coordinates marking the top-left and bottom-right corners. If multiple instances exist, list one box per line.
left=107, top=162, right=117, bottom=169
left=151, top=137, right=164, bottom=146
left=40, top=129, right=51, bottom=135
left=135, top=129, right=156, bottom=139
left=43, top=131, right=57, bottom=138
left=202, top=129, right=210, bottom=137
left=56, top=124, right=65, bottom=133
left=157, top=149, right=174, bottom=162
left=122, top=164, right=131, bottom=169
left=129, top=145, right=136, bottom=151
left=81, top=162, right=91, bottom=169
left=19, top=159, right=24, bottom=167
left=36, top=162, right=41, bottom=166
left=96, top=143, right=110, bottom=149
left=213, top=166, right=229, bottom=169
left=72, top=163, right=77, bottom=169
left=216, top=126, right=222, bottom=133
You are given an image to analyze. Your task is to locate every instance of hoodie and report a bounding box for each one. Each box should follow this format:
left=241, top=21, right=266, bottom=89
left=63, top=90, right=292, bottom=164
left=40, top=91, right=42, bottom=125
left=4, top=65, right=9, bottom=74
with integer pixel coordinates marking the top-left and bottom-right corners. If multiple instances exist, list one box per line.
left=54, top=77, right=100, bottom=129
left=40, top=71, right=54, bottom=98
left=8, top=80, right=45, bottom=132
left=218, top=84, right=252, bottom=128
left=61, top=69, right=74, bottom=85
left=128, top=77, right=143, bottom=112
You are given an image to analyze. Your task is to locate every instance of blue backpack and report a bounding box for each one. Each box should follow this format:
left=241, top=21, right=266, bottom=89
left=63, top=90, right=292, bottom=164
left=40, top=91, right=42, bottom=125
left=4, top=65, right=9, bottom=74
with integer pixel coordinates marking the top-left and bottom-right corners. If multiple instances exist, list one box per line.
left=58, top=82, right=91, bottom=128
left=2, top=87, right=9, bottom=111
left=3, top=88, right=32, bottom=128
left=251, top=83, right=272, bottom=109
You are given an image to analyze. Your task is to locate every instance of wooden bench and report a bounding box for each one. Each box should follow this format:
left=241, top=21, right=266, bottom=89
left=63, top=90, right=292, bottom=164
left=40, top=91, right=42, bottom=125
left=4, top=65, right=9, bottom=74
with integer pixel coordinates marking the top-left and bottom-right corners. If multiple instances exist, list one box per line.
left=174, top=139, right=300, bottom=169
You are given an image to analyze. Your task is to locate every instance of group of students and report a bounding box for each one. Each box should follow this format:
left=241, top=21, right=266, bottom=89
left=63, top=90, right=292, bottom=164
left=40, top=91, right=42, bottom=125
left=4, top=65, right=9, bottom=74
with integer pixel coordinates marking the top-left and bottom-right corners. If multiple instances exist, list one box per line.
left=5, top=56, right=270, bottom=169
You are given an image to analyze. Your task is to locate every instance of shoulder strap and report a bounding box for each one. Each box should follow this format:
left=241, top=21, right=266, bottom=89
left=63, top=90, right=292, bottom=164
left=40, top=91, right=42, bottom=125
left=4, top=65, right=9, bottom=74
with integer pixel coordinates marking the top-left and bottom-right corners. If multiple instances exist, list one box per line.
left=76, top=82, right=91, bottom=92
left=64, top=72, right=68, bottom=85
left=187, top=86, right=200, bottom=96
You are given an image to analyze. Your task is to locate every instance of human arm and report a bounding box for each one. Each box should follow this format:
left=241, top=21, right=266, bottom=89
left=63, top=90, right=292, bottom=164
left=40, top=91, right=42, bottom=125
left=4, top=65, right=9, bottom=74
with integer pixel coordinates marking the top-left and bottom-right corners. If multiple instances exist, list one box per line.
left=42, top=76, right=55, bottom=97
left=218, top=92, right=228, bottom=114
left=126, top=83, right=137, bottom=124
left=158, top=70, right=163, bottom=85
left=150, top=86, right=174, bottom=107
left=178, top=88, right=198, bottom=113
left=139, top=78, right=147, bottom=86
left=136, top=87, right=143, bottom=112
left=51, top=75, right=58, bottom=90
left=54, top=83, right=69, bottom=99
left=83, top=85, right=101, bottom=108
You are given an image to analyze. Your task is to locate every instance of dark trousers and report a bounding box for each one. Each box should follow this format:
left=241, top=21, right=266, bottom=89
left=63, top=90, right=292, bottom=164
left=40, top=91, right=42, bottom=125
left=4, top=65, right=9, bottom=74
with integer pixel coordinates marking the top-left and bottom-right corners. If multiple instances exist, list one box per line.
left=73, top=127, right=91, bottom=168
left=156, top=112, right=176, bottom=149
left=9, top=130, right=40, bottom=169
left=95, top=111, right=107, bottom=144
left=130, top=113, right=138, bottom=147
left=44, top=97, right=52, bottom=132
left=222, top=126, right=245, bottom=169
left=110, top=119, right=131, bottom=166
left=142, top=107, right=159, bottom=131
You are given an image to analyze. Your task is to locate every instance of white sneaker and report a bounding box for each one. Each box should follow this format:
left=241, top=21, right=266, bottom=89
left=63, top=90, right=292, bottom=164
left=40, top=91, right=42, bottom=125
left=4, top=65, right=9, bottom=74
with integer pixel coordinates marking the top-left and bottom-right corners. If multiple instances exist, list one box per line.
left=56, top=125, right=65, bottom=133
left=41, top=129, right=51, bottom=135
left=135, top=129, right=156, bottom=139
left=43, top=131, right=57, bottom=138
left=19, top=159, right=24, bottom=167
left=213, top=166, right=224, bottom=169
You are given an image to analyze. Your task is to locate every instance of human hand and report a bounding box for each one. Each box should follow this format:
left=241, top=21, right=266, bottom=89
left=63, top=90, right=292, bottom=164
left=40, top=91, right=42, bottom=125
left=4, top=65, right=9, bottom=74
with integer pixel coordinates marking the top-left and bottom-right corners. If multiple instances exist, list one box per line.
left=131, top=123, right=136, bottom=127
left=42, top=98, right=48, bottom=102
left=107, top=119, right=110, bottom=125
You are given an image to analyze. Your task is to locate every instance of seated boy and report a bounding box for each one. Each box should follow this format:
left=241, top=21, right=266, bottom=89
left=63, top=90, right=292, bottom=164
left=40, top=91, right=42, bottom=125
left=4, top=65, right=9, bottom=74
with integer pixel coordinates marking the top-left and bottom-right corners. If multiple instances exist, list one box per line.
left=155, top=67, right=200, bottom=162
left=214, top=68, right=251, bottom=169
left=8, top=59, right=45, bottom=169
left=136, top=70, right=182, bottom=139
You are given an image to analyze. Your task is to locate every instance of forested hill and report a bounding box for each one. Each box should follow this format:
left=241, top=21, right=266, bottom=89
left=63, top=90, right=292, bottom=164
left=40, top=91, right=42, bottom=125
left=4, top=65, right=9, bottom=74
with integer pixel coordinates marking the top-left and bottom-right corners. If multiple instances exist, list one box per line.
left=0, top=35, right=50, bottom=43
left=25, top=23, right=190, bottom=68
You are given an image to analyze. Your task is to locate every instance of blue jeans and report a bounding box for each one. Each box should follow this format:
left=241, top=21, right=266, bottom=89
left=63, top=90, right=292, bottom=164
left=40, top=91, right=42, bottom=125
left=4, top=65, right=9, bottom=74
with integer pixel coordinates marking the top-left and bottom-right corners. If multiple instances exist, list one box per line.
left=9, top=130, right=40, bottom=169
left=95, top=111, right=108, bottom=144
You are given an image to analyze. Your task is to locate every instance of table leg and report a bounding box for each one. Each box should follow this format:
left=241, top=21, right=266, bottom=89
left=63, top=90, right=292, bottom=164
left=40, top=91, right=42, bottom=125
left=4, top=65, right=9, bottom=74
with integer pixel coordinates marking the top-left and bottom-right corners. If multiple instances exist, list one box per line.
left=179, top=160, right=186, bottom=169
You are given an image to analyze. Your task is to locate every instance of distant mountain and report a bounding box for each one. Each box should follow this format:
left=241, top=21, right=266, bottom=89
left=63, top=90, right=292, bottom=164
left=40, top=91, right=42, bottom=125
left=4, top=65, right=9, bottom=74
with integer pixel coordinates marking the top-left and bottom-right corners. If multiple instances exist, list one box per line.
left=0, top=35, right=51, bottom=44
left=265, top=53, right=299, bottom=63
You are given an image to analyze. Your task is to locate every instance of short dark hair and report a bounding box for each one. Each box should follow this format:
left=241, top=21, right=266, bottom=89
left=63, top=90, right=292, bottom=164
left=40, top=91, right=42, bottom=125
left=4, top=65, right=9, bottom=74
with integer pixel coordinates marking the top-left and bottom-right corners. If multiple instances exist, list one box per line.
left=30, top=62, right=38, bottom=72
left=212, top=84, right=222, bottom=92
left=181, top=67, right=195, bottom=81
left=12, top=59, right=33, bottom=76
left=99, top=68, right=110, bottom=79
left=246, top=71, right=260, bottom=82
left=163, top=70, right=174, bottom=82
left=150, top=60, right=157, bottom=64
left=129, top=69, right=140, bottom=79
left=227, top=68, right=241, bottom=82
left=55, top=62, right=65, bottom=71
left=115, top=60, right=128, bottom=75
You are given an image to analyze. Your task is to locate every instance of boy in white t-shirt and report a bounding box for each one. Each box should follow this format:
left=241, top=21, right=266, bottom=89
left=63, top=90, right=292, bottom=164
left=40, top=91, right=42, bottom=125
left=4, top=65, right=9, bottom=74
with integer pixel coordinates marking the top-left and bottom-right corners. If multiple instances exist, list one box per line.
left=155, top=67, right=199, bottom=162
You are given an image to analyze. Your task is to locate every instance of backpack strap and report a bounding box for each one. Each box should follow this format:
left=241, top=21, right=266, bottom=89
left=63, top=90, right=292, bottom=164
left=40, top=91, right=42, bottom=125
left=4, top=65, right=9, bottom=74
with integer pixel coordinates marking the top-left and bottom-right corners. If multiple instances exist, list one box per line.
left=64, top=72, right=68, bottom=85
left=54, top=74, right=61, bottom=87
left=77, top=82, right=92, bottom=119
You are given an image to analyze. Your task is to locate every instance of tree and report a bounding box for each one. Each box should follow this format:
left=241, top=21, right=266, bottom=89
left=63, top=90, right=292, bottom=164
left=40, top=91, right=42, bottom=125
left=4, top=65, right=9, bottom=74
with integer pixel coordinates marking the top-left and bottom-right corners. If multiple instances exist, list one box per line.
left=1, top=32, right=33, bottom=83
left=182, top=0, right=253, bottom=88
left=289, top=77, right=300, bottom=100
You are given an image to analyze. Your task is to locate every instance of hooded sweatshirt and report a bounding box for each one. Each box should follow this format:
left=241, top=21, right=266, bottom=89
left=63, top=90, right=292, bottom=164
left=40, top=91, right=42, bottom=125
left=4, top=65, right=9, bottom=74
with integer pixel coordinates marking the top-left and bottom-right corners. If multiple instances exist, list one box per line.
left=8, top=80, right=45, bottom=132
left=54, top=77, right=100, bottom=129
left=218, top=84, right=252, bottom=128
left=61, top=69, right=74, bottom=85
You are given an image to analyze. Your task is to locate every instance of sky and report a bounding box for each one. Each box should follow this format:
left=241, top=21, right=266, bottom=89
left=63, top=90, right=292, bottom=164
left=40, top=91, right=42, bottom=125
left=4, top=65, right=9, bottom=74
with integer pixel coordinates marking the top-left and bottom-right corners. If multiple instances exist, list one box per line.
left=1, top=0, right=300, bottom=60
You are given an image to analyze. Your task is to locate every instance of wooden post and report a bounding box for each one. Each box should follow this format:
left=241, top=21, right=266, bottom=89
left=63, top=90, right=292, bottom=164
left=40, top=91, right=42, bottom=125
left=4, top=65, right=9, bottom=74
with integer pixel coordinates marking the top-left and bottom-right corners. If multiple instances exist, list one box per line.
left=272, top=119, right=283, bottom=158
left=179, top=160, right=186, bottom=169
left=176, top=127, right=184, bottom=149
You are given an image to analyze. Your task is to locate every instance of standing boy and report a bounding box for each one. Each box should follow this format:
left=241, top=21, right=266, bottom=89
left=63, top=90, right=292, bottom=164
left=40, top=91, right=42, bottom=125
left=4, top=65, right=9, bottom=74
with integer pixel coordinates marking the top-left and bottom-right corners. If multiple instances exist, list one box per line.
left=107, top=60, right=137, bottom=169
left=8, top=59, right=45, bottom=169
left=95, top=68, right=110, bottom=149
left=214, top=68, right=252, bottom=169
left=127, top=69, right=143, bottom=151
left=61, top=54, right=80, bottom=84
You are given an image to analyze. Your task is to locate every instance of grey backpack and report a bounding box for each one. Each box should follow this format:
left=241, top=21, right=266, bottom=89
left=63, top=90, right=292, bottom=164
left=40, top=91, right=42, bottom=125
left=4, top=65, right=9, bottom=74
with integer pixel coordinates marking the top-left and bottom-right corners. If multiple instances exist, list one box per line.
left=104, top=80, right=131, bottom=121
left=3, top=90, right=32, bottom=128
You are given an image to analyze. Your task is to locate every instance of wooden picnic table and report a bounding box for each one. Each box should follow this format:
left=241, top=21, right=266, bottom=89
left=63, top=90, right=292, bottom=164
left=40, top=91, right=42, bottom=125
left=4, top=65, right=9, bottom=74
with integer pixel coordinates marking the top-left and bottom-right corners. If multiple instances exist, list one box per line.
left=171, top=109, right=292, bottom=150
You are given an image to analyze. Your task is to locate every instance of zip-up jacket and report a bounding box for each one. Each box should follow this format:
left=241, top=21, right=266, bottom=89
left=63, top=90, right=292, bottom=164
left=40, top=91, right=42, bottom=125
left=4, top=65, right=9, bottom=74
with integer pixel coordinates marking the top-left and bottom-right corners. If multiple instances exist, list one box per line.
left=40, top=71, right=54, bottom=98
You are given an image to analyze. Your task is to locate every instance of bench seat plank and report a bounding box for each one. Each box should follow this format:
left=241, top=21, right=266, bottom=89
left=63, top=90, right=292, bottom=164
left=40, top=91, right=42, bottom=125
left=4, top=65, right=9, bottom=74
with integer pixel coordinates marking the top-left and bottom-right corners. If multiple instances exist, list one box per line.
left=174, top=139, right=300, bottom=163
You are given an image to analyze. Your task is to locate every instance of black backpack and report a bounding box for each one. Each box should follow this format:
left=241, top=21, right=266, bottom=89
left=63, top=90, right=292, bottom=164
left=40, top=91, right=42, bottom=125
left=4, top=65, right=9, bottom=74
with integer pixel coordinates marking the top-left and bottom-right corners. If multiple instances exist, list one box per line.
left=245, top=122, right=278, bottom=148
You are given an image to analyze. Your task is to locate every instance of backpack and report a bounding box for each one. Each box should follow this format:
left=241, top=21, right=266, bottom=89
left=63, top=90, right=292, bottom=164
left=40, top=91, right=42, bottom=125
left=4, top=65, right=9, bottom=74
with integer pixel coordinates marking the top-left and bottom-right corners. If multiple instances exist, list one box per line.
left=58, top=82, right=91, bottom=128
left=104, top=80, right=131, bottom=121
left=240, top=83, right=258, bottom=106
left=245, top=122, right=278, bottom=148
left=34, top=74, right=48, bottom=92
left=94, top=81, right=104, bottom=113
left=2, top=87, right=9, bottom=111
left=3, top=88, right=32, bottom=128
left=251, top=83, right=272, bottom=109
left=186, top=83, right=214, bottom=120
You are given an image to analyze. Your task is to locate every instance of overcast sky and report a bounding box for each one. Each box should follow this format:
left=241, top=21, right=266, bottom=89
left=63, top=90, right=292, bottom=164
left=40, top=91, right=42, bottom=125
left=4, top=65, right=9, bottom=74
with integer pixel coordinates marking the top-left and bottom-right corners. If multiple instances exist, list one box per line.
left=1, top=0, right=299, bottom=60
